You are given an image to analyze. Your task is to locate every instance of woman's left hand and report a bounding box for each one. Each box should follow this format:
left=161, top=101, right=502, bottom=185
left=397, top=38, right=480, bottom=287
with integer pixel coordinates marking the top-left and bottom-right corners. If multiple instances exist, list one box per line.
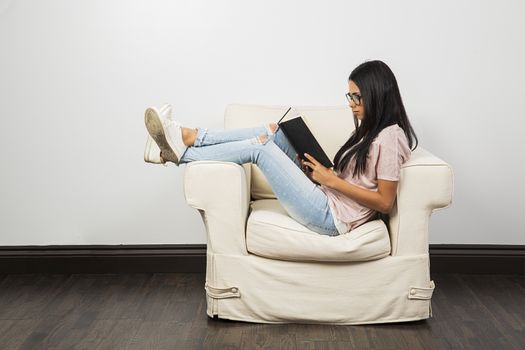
left=302, top=153, right=338, bottom=187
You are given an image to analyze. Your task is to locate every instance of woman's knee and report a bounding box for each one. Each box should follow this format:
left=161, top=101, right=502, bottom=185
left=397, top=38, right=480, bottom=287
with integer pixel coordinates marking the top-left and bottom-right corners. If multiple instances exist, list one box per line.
left=251, top=134, right=273, bottom=145
left=256, top=134, right=269, bottom=144
left=248, top=137, right=277, bottom=163
left=264, top=122, right=278, bottom=136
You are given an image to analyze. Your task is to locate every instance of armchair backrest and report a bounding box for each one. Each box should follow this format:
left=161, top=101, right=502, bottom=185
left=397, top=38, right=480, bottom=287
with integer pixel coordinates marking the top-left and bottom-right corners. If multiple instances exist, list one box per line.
left=224, top=104, right=453, bottom=256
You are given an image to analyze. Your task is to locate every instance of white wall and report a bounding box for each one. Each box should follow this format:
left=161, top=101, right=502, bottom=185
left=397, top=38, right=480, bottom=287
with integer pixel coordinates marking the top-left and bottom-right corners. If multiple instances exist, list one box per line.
left=0, top=0, right=523, bottom=245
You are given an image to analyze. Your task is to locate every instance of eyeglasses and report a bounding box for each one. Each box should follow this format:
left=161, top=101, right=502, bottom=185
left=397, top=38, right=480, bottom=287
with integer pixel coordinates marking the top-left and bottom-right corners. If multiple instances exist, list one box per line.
left=345, top=92, right=362, bottom=105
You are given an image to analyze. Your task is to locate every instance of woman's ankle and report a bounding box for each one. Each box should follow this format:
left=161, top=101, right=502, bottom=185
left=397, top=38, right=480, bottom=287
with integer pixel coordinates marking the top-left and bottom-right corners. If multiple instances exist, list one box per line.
left=182, top=127, right=197, bottom=146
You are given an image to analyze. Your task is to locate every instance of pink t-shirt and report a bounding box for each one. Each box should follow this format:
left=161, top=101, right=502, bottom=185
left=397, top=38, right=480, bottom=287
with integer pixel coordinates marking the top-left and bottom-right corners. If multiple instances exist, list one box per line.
left=319, top=124, right=412, bottom=234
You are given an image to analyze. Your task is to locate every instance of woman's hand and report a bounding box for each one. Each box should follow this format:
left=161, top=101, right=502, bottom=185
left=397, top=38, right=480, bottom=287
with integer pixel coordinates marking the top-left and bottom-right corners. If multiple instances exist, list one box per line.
left=296, top=153, right=313, bottom=181
left=301, top=153, right=338, bottom=187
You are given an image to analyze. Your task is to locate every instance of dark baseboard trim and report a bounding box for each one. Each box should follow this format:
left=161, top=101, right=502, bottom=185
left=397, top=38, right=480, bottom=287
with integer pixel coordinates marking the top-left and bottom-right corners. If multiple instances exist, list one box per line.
left=0, top=244, right=523, bottom=274
left=429, top=244, right=524, bottom=275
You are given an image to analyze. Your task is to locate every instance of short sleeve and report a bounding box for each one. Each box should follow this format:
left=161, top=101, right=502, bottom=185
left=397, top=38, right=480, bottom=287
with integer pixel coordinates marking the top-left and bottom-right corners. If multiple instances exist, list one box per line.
left=376, top=131, right=411, bottom=181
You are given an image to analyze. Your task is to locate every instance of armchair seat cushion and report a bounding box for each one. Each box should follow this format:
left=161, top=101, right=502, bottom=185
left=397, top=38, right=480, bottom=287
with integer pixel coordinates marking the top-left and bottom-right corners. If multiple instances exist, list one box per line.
left=246, top=199, right=392, bottom=262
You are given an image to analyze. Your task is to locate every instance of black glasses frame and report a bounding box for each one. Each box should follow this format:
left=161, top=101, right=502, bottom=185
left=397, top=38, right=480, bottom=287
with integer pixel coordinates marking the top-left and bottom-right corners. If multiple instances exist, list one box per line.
left=345, top=92, right=362, bottom=105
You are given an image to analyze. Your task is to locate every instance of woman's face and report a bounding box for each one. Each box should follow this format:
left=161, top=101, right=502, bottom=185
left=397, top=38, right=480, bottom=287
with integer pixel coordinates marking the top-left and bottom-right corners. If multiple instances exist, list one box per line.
left=348, top=80, right=364, bottom=120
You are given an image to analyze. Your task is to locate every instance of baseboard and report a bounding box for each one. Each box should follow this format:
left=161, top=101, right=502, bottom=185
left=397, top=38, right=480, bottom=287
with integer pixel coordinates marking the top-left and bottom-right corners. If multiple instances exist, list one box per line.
left=429, top=244, right=524, bottom=275
left=0, top=244, right=523, bottom=274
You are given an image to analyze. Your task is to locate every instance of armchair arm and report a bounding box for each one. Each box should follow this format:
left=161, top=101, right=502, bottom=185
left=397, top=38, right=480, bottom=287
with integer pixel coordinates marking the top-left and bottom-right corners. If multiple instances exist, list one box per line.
left=183, top=161, right=252, bottom=255
left=389, top=147, right=454, bottom=256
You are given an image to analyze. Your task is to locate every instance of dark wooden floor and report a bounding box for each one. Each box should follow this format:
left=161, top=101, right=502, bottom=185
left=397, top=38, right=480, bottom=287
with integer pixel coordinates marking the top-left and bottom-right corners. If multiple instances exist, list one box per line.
left=0, top=273, right=523, bottom=350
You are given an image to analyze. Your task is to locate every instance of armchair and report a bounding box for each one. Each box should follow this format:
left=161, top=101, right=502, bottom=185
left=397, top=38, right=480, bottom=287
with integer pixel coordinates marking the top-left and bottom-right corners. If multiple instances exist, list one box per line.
left=183, top=104, right=454, bottom=325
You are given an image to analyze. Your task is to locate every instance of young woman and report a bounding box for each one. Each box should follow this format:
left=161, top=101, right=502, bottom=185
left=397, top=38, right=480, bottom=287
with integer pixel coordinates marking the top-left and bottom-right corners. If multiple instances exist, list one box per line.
left=144, top=60, right=418, bottom=236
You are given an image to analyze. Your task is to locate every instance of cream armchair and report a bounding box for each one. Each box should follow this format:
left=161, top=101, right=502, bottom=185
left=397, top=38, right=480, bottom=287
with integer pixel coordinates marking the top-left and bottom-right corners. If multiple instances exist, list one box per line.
left=183, top=104, right=454, bottom=325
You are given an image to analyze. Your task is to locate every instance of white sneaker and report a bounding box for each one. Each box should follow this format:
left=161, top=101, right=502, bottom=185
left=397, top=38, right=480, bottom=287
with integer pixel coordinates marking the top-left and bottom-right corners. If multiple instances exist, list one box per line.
left=144, top=104, right=188, bottom=166
left=144, top=104, right=172, bottom=166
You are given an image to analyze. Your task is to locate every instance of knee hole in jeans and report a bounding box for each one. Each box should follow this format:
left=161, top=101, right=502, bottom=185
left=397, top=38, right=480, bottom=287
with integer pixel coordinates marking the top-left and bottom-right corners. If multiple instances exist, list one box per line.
left=255, top=135, right=269, bottom=144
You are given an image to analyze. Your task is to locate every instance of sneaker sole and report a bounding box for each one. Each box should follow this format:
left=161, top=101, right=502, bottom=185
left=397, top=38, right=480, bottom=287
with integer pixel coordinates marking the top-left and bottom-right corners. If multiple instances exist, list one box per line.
left=144, top=104, right=170, bottom=165
left=144, top=107, right=181, bottom=165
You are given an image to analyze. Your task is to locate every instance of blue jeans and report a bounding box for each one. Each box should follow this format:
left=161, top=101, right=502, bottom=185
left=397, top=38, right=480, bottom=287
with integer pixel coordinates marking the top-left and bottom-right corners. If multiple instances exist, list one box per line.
left=179, top=124, right=340, bottom=236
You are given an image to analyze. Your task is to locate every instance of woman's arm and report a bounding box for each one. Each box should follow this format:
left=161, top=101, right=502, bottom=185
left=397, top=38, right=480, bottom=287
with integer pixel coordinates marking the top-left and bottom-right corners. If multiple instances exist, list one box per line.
left=301, top=153, right=398, bottom=214
left=327, top=177, right=398, bottom=214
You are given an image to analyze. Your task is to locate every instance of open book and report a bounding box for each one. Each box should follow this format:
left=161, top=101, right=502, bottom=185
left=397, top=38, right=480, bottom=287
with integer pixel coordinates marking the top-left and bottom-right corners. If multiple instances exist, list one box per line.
left=276, top=107, right=334, bottom=170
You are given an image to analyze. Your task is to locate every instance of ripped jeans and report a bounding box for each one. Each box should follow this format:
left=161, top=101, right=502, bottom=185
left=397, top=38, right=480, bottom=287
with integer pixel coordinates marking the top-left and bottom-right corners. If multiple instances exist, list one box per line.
left=178, top=123, right=340, bottom=236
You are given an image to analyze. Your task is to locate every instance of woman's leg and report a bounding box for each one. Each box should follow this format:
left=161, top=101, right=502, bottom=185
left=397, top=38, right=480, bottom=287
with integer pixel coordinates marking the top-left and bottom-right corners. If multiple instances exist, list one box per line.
left=193, top=124, right=303, bottom=169
left=267, top=127, right=302, bottom=169
left=179, top=136, right=339, bottom=236
left=193, top=124, right=275, bottom=147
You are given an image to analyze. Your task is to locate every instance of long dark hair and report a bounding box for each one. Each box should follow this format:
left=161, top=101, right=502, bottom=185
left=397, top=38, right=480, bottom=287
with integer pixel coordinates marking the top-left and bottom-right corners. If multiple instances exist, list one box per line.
left=333, top=60, right=418, bottom=178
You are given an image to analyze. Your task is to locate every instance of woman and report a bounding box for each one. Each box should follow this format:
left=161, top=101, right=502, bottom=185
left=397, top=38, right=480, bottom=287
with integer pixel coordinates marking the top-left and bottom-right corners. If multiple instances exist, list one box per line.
left=144, top=60, right=418, bottom=236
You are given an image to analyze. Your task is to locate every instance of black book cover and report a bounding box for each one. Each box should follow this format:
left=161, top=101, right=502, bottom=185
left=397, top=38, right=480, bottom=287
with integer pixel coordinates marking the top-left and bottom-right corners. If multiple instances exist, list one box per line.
left=278, top=116, right=334, bottom=169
